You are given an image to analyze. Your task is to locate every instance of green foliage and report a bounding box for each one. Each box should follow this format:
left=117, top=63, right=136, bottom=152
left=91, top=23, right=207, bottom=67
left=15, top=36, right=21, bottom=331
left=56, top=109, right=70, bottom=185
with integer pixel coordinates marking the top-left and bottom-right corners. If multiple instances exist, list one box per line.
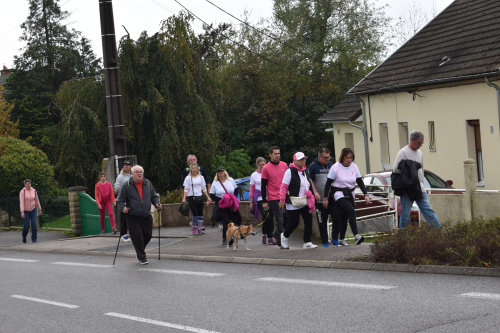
left=40, top=76, right=108, bottom=197
left=208, top=0, right=391, bottom=163
left=0, top=136, right=54, bottom=196
left=211, top=149, right=254, bottom=179
left=160, top=188, right=184, bottom=204
left=5, top=0, right=100, bottom=143
left=371, top=219, right=500, bottom=267
left=119, top=13, right=220, bottom=191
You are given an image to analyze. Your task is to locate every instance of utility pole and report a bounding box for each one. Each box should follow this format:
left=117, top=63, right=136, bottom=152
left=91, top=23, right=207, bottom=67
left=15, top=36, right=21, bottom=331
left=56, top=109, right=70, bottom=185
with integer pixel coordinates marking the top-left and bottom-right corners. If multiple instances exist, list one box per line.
left=99, top=0, right=127, bottom=175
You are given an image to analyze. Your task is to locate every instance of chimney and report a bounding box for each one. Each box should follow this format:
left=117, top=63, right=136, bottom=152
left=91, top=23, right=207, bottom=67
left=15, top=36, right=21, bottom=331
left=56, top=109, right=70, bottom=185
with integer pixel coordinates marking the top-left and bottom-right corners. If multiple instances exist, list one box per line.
left=2, top=66, right=5, bottom=70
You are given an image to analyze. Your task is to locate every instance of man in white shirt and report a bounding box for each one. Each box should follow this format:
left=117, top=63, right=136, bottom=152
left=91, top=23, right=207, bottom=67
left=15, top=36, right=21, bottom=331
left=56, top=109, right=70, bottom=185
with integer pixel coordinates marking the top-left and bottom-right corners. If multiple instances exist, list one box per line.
left=393, top=131, right=440, bottom=228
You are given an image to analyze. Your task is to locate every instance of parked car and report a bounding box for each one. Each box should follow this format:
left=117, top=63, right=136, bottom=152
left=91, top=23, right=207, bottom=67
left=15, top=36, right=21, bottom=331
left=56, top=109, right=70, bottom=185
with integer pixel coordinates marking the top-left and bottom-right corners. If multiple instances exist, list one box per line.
left=234, top=177, right=251, bottom=201
left=355, top=170, right=455, bottom=222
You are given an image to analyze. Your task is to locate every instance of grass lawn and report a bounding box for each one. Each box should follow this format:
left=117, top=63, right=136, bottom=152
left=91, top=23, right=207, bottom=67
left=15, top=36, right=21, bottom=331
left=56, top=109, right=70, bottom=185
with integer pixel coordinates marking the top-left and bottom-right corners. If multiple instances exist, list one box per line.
left=42, top=214, right=71, bottom=229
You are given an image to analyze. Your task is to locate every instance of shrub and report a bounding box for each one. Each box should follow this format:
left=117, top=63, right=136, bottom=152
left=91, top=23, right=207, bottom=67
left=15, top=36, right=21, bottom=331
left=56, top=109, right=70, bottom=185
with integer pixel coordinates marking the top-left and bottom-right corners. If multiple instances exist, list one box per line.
left=160, top=188, right=184, bottom=204
left=371, top=219, right=500, bottom=267
left=0, top=137, right=56, bottom=196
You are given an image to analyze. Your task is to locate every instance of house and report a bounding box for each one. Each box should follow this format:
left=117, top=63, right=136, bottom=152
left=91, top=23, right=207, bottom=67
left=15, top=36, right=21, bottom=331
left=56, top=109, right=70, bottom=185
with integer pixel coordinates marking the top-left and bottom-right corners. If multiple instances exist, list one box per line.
left=0, top=65, right=12, bottom=88
left=321, top=0, right=500, bottom=190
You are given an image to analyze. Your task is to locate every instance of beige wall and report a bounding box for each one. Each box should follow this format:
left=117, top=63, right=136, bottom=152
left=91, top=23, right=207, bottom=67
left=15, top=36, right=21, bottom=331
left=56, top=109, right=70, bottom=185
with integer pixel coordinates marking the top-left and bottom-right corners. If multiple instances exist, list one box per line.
left=330, top=121, right=367, bottom=175
left=354, top=79, right=500, bottom=189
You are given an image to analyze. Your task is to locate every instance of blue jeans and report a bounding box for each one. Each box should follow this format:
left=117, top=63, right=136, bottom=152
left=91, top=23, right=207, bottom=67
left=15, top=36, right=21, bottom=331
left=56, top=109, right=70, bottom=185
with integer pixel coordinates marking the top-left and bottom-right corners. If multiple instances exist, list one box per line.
left=22, top=208, right=38, bottom=242
left=400, top=192, right=440, bottom=228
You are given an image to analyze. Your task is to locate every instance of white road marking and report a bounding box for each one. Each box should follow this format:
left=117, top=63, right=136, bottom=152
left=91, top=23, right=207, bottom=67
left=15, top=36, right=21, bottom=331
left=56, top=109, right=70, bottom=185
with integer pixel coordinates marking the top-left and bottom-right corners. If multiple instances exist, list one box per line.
left=138, top=268, right=225, bottom=277
left=256, top=277, right=397, bottom=290
left=105, top=312, right=220, bottom=333
left=461, top=292, right=500, bottom=300
left=0, top=258, right=38, bottom=262
left=51, top=262, right=113, bottom=268
left=10, top=295, right=79, bottom=308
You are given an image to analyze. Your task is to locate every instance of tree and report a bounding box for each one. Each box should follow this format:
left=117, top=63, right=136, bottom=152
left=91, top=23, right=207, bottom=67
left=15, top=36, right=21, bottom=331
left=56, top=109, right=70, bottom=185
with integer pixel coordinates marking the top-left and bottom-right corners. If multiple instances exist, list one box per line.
left=119, top=13, right=220, bottom=191
left=0, top=86, right=20, bottom=138
left=5, top=0, right=101, bottom=143
left=0, top=136, right=54, bottom=197
left=209, top=0, right=391, bottom=163
left=392, top=0, right=438, bottom=50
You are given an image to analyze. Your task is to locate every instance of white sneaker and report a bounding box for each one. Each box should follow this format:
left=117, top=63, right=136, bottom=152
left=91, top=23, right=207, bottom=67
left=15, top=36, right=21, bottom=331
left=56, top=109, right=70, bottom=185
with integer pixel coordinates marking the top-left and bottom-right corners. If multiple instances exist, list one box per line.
left=338, top=239, right=349, bottom=246
left=280, top=233, right=289, bottom=249
left=121, top=235, right=131, bottom=242
left=303, top=242, right=318, bottom=249
left=354, top=234, right=365, bottom=245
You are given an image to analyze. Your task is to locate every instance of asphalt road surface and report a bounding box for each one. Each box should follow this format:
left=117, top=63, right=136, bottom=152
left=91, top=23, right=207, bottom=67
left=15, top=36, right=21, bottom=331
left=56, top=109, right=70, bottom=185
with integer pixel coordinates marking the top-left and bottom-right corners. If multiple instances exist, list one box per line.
left=1, top=251, right=499, bottom=333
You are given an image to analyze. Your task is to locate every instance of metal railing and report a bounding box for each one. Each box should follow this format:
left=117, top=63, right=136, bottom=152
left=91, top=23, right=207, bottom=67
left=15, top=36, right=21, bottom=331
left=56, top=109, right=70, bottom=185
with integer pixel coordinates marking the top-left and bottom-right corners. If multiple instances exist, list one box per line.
left=0, top=196, right=70, bottom=229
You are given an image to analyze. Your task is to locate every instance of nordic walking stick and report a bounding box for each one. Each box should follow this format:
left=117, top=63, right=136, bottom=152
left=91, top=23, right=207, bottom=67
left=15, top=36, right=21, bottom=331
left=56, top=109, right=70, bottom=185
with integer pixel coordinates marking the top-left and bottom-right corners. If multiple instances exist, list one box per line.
left=158, top=208, right=161, bottom=260
left=113, top=213, right=125, bottom=266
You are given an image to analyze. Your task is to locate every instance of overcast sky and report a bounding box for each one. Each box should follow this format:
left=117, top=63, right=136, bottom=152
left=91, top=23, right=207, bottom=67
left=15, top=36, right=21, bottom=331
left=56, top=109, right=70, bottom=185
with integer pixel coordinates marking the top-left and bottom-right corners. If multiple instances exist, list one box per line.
left=0, top=0, right=455, bottom=69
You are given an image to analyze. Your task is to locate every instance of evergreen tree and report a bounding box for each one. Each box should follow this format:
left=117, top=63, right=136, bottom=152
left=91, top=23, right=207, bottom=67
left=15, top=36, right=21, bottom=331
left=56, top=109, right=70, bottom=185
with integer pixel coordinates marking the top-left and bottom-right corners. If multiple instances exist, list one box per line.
left=5, top=0, right=100, bottom=143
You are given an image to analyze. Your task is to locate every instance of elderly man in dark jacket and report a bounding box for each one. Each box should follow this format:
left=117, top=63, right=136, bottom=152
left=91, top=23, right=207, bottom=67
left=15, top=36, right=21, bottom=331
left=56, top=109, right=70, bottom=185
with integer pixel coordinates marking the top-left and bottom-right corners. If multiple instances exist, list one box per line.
left=392, top=131, right=440, bottom=228
left=117, top=165, right=161, bottom=265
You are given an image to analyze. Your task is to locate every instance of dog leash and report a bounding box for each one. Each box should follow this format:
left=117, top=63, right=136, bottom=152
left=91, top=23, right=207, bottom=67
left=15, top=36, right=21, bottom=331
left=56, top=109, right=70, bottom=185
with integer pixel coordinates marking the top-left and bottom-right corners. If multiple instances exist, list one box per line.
left=255, top=210, right=270, bottom=227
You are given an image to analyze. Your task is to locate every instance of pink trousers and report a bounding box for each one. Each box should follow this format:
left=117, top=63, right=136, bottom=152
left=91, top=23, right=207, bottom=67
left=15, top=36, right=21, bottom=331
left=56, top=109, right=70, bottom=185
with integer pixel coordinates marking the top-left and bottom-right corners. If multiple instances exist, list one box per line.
left=98, top=197, right=116, bottom=231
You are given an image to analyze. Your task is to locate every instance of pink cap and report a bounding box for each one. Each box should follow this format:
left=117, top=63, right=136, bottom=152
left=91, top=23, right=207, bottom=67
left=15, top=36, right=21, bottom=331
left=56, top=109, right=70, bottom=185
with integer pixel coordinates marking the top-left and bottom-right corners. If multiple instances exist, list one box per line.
left=293, top=152, right=308, bottom=160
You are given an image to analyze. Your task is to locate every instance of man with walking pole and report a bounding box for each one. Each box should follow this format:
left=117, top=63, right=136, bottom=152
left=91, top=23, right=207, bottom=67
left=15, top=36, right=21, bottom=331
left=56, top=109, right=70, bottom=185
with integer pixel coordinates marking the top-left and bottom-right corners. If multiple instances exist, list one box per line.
left=117, top=165, right=162, bottom=265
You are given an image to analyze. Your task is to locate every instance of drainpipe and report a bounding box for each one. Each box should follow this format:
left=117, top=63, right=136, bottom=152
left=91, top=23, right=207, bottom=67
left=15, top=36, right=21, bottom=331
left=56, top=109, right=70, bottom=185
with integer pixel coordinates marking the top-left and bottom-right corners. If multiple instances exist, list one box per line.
left=485, top=77, right=500, bottom=138
left=353, top=95, right=370, bottom=174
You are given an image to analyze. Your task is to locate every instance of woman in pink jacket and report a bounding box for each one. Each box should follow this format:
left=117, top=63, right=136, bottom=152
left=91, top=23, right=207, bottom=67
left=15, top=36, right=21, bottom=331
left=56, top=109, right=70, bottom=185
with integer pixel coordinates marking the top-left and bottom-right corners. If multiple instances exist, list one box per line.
left=19, top=179, right=42, bottom=243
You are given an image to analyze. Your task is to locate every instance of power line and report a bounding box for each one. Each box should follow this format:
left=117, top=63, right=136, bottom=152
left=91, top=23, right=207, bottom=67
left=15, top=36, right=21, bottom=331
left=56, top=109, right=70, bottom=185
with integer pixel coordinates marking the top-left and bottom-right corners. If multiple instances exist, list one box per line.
left=149, top=0, right=206, bottom=31
left=204, top=0, right=410, bottom=94
left=172, top=0, right=351, bottom=88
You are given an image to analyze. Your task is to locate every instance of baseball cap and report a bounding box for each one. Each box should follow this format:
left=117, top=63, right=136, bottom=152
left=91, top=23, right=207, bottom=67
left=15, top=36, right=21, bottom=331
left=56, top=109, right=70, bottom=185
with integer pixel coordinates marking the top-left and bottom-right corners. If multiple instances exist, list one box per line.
left=123, top=160, right=132, bottom=165
left=293, top=152, right=308, bottom=160
left=216, top=166, right=226, bottom=172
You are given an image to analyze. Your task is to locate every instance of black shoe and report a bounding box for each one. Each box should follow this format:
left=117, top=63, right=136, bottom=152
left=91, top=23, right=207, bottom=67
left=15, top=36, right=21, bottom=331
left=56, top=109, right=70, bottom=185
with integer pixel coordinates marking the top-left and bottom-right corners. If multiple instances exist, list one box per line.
left=32, top=240, right=37, bottom=243
left=22, top=238, right=26, bottom=243
left=222, top=239, right=227, bottom=246
left=136, top=254, right=148, bottom=265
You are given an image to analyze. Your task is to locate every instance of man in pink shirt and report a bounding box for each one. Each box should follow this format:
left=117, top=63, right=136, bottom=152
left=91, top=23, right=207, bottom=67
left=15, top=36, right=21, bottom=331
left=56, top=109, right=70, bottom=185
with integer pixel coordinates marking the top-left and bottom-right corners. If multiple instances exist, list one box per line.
left=261, top=146, right=290, bottom=247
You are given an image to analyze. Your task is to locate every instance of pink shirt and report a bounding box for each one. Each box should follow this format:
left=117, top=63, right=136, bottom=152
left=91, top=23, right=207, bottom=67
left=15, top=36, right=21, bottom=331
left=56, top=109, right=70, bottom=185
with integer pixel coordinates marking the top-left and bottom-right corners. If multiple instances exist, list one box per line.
left=261, top=161, right=288, bottom=201
left=19, top=188, right=42, bottom=212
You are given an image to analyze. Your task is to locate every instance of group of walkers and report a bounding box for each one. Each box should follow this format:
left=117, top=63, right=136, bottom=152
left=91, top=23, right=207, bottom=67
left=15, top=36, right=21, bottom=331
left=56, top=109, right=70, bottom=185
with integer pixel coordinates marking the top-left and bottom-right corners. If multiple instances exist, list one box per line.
left=18, top=129, right=439, bottom=262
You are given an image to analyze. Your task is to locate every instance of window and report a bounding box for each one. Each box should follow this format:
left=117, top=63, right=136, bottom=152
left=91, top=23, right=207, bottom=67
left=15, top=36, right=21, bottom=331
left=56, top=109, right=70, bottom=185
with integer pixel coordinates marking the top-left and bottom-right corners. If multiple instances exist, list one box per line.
left=424, top=171, right=447, bottom=188
left=398, top=122, right=409, bottom=148
left=345, top=133, right=354, bottom=150
left=428, top=121, right=436, bottom=151
left=379, top=123, right=390, bottom=170
left=467, top=120, right=484, bottom=185
left=363, top=176, right=372, bottom=186
left=372, top=177, right=388, bottom=197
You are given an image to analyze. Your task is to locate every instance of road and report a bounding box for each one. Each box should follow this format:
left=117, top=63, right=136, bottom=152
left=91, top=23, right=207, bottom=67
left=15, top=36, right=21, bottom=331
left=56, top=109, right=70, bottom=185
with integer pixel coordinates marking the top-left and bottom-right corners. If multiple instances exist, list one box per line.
left=1, top=251, right=499, bottom=333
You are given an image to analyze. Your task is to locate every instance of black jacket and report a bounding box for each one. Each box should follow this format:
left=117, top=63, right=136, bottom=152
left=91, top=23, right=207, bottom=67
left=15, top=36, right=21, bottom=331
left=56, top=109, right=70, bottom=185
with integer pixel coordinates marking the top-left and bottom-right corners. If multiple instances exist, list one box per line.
left=391, top=159, right=423, bottom=201
left=117, top=178, right=160, bottom=217
left=285, top=168, right=312, bottom=204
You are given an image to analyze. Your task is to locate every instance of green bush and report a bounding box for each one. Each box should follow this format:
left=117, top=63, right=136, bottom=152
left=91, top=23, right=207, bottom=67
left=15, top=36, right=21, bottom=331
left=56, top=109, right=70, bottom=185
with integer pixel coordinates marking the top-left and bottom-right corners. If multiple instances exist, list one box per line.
left=210, top=149, right=254, bottom=179
left=371, top=219, right=500, bottom=267
left=160, top=188, right=184, bottom=204
left=0, top=137, right=56, bottom=196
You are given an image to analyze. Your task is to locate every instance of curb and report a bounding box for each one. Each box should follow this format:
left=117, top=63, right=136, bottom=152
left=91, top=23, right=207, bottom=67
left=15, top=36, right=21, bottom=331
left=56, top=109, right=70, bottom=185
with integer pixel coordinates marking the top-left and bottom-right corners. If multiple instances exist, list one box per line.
left=1, top=247, right=499, bottom=277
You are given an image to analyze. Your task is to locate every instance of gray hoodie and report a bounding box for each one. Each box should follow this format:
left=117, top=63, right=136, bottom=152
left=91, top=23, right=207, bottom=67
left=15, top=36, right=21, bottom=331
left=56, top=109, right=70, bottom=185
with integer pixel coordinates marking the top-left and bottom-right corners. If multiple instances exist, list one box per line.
left=117, top=178, right=160, bottom=217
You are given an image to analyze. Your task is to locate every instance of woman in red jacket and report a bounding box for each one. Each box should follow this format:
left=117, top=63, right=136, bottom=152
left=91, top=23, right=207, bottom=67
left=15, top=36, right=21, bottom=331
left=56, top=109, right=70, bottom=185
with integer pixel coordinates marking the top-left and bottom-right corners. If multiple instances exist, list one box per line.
left=95, top=172, right=117, bottom=235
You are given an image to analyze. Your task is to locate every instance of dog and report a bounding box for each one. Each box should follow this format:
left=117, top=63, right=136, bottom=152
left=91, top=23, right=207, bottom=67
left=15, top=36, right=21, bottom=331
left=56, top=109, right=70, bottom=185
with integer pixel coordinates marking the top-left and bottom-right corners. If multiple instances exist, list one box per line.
left=226, top=223, right=256, bottom=250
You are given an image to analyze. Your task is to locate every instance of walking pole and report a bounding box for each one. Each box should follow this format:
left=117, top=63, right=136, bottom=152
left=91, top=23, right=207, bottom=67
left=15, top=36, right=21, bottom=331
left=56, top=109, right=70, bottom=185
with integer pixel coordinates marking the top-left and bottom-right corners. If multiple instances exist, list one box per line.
left=113, top=214, right=125, bottom=266
left=158, top=208, right=161, bottom=260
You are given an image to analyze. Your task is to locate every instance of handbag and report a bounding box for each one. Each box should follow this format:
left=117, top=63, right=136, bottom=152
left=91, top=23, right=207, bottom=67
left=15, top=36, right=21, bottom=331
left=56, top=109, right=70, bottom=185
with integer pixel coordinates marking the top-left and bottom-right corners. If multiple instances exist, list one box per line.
left=191, top=176, right=204, bottom=204
left=288, top=170, right=309, bottom=207
left=178, top=202, right=190, bottom=217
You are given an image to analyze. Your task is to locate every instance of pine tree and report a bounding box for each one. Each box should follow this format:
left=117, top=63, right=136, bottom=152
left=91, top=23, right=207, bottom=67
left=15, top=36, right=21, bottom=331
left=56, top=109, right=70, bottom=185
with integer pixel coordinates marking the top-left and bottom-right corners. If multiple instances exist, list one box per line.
left=5, top=0, right=100, bottom=143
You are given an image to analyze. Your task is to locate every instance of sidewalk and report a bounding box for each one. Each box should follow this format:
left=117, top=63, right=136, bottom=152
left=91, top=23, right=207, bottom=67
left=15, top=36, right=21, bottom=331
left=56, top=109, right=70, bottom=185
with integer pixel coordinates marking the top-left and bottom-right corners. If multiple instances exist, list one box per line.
left=0, top=226, right=370, bottom=262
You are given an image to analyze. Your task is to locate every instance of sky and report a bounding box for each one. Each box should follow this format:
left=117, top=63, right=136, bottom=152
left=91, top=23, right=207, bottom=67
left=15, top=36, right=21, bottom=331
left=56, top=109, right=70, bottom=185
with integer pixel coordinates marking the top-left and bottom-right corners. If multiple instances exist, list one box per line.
left=0, top=0, right=455, bottom=69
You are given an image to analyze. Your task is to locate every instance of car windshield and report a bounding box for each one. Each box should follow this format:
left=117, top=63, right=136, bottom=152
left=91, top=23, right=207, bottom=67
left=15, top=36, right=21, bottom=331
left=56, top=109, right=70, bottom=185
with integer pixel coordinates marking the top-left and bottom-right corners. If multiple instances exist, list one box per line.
left=238, top=180, right=250, bottom=191
left=424, top=171, right=448, bottom=188
left=383, top=177, right=393, bottom=192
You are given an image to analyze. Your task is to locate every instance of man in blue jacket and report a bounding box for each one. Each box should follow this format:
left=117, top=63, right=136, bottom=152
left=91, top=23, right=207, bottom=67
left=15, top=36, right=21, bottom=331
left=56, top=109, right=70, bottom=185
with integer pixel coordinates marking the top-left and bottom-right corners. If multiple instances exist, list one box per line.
left=308, top=148, right=334, bottom=247
left=117, top=165, right=161, bottom=265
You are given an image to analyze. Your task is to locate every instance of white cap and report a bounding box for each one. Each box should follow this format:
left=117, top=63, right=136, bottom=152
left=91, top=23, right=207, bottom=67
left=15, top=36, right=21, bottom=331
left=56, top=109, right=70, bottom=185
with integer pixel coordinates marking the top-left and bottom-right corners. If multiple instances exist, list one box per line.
left=293, top=152, right=308, bottom=160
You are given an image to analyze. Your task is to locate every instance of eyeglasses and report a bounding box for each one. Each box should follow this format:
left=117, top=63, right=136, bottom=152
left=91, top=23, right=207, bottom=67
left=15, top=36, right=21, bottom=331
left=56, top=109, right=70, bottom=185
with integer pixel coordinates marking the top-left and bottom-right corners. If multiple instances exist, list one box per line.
left=134, top=171, right=144, bottom=174
left=319, top=155, right=331, bottom=160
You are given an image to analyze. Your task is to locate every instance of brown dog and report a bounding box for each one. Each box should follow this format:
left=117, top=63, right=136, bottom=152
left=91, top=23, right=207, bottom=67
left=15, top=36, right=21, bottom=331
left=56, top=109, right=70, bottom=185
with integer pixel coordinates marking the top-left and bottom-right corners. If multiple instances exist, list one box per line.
left=226, top=223, right=256, bottom=250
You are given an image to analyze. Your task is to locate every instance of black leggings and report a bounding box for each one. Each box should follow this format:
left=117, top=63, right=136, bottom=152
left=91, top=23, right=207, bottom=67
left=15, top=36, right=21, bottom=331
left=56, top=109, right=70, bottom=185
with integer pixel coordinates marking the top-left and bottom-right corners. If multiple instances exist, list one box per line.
left=220, top=208, right=242, bottom=239
left=187, top=196, right=204, bottom=217
left=284, top=205, right=313, bottom=243
left=329, top=197, right=358, bottom=240
left=257, top=200, right=274, bottom=238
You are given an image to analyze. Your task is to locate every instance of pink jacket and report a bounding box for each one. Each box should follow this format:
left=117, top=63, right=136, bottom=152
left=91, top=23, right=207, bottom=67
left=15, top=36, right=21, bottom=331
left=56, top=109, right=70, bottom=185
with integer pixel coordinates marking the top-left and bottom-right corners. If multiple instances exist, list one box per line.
left=19, top=188, right=42, bottom=213
left=219, top=193, right=240, bottom=211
